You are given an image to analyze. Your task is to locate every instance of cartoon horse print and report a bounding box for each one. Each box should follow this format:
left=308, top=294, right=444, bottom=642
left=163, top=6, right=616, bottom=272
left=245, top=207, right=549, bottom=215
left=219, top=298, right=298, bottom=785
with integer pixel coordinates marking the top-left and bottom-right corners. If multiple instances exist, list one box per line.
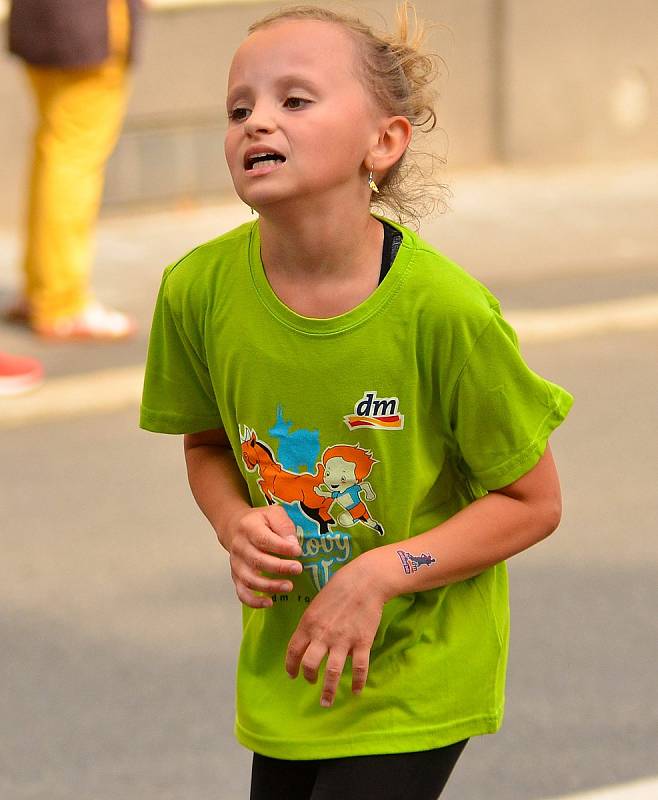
left=240, top=427, right=335, bottom=534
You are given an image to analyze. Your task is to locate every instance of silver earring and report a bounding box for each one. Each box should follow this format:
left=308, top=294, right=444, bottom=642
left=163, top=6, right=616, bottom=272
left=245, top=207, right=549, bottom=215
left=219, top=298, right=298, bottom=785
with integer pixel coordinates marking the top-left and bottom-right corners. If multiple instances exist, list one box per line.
left=368, top=166, right=380, bottom=194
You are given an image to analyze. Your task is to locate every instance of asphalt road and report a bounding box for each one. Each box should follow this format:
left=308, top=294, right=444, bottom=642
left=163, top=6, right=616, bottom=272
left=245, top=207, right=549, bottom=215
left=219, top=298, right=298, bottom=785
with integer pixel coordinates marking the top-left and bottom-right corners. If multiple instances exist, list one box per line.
left=1, top=164, right=657, bottom=799
left=1, top=326, right=656, bottom=800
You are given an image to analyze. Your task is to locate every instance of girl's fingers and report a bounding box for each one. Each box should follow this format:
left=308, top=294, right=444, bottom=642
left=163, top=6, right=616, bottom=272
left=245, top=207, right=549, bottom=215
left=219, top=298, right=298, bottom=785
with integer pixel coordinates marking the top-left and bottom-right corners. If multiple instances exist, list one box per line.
left=245, top=526, right=299, bottom=557
left=247, top=550, right=303, bottom=577
left=232, top=507, right=299, bottom=556
left=229, top=509, right=302, bottom=608
left=351, top=646, right=371, bottom=695
left=235, top=582, right=272, bottom=609
left=286, top=639, right=369, bottom=705
left=262, top=507, right=302, bottom=554
left=241, top=572, right=295, bottom=595
left=300, top=641, right=328, bottom=685
left=285, top=635, right=373, bottom=705
left=285, top=630, right=312, bottom=678
left=230, top=549, right=304, bottom=591
left=265, top=504, right=298, bottom=536
left=231, top=548, right=301, bottom=590
left=321, top=648, right=349, bottom=708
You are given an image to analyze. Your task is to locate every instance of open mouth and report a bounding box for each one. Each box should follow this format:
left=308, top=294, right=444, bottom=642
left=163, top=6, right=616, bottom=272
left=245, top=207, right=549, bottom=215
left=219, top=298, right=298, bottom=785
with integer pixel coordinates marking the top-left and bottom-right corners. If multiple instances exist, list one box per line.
left=244, top=152, right=286, bottom=171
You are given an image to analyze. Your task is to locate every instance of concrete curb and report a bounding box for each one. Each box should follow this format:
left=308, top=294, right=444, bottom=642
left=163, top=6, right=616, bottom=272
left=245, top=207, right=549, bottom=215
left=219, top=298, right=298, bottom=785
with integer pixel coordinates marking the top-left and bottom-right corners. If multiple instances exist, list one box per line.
left=539, top=776, right=658, bottom=800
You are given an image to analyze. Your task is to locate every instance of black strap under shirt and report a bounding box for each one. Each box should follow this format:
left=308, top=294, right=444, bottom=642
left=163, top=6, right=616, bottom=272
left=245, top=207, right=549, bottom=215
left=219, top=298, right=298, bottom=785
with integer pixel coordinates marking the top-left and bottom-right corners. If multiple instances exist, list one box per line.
left=379, top=219, right=403, bottom=284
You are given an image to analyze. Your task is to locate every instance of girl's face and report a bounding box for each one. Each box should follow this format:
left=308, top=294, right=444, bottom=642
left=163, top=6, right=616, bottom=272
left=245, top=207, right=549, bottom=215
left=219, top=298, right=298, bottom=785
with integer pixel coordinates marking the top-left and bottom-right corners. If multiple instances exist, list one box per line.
left=224, top=19, right=381, bottom=213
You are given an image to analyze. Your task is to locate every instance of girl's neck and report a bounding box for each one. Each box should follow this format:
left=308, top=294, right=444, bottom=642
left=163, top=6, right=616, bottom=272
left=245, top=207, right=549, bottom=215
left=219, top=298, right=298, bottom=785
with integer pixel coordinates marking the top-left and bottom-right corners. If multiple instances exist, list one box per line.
left=257, top=205, right=384, bottom=318
left=259, top=206, right=379, bottom=279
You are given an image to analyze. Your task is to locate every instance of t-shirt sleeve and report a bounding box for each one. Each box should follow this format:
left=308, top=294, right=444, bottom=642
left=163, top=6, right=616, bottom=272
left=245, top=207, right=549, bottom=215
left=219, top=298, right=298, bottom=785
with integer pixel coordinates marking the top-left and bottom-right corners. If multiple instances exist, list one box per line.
left=449, top=310, right=573, bottom=490
left=140, top=266, right=223, bottom=434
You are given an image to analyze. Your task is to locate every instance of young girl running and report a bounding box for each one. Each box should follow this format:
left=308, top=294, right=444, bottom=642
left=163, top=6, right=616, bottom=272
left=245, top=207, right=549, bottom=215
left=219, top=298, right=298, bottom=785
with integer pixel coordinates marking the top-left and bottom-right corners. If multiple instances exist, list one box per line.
left=141, top=4, right=573, bottom=798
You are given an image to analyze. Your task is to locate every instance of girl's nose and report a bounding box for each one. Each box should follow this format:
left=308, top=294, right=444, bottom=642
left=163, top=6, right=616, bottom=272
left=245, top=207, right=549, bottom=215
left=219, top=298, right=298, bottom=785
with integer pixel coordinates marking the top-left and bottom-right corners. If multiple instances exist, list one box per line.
left=244, top=104, right=276, bottom=135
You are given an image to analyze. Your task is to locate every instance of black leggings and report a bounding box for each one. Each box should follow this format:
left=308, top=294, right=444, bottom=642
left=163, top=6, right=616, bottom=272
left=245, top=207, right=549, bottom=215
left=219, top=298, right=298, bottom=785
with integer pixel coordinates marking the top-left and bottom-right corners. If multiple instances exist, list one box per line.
left=250, top=739, right=468, bottom=800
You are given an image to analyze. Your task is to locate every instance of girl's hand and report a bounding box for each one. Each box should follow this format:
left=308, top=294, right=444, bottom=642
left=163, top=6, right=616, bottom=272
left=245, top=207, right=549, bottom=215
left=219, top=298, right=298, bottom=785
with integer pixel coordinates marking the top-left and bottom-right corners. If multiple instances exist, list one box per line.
left=285, top=558, right=386, bottom=707
left=227, top=505, right=303, bottom=608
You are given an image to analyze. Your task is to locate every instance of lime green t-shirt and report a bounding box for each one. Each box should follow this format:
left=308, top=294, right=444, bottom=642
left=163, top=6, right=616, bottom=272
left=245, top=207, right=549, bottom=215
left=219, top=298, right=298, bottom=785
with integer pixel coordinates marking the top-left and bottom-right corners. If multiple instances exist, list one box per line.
left=140, top=218, right=573, bottom=760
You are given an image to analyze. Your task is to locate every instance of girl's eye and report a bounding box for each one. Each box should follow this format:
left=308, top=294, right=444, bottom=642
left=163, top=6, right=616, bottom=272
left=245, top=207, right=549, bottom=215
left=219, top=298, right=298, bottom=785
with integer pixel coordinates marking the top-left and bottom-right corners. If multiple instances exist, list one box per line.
left=229, top=107, right=251, bottom=122
left=284, top=97, right=310, bottom=110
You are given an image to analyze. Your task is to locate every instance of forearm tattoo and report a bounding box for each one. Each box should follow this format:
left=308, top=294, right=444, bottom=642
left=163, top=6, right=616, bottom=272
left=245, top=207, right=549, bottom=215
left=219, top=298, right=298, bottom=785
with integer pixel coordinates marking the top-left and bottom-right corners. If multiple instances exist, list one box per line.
left=397, top=550, right=436, bottom=575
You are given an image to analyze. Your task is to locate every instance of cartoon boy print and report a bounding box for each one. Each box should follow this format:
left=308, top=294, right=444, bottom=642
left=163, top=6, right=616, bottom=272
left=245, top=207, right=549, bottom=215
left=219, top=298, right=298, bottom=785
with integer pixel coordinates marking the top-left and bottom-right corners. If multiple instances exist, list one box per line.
left=313, top=444, right=385, bottom=536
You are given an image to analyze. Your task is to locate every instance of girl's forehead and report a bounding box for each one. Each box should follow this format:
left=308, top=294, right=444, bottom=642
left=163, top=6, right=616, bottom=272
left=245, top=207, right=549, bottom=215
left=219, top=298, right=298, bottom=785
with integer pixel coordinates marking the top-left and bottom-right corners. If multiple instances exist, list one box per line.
left=231, top=19, right=359, bottom=77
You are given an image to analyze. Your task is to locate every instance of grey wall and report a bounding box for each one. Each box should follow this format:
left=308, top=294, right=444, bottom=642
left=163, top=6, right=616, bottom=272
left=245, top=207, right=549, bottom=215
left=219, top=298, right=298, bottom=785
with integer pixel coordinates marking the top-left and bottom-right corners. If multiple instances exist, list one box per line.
left=502, top=0, right=658, bottom=163
left=0, top=0, right=656, bottom=224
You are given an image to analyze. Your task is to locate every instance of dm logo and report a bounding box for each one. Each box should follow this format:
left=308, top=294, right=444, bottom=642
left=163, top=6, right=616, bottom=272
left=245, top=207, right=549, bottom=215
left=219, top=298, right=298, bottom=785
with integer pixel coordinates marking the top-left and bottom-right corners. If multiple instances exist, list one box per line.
left=344, top=391, right=404, bottom=431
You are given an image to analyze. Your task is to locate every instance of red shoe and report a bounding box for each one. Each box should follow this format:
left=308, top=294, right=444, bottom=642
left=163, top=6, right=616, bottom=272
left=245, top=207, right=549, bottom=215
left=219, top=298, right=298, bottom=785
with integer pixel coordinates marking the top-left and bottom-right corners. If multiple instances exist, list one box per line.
left=0, top=351, right=44, bottom=396
left=34, top=302, right=137, bottom=341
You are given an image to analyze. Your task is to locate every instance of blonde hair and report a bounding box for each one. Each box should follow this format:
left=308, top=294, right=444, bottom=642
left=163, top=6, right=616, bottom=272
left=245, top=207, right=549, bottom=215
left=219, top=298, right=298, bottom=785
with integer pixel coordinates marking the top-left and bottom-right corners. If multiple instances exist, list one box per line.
left=248, top=2, right=448, bottom=227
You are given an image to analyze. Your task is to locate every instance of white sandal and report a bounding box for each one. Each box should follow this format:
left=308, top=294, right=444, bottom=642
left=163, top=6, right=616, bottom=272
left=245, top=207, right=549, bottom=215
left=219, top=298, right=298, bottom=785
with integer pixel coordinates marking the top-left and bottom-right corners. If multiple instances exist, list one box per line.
left=35, top=302, right=137, bottom=341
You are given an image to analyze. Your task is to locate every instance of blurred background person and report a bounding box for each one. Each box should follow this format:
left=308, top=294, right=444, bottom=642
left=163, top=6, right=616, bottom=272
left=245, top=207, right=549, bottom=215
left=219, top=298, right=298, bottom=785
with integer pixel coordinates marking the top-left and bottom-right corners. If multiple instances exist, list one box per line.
left=6, top=0, right=144, bottom=340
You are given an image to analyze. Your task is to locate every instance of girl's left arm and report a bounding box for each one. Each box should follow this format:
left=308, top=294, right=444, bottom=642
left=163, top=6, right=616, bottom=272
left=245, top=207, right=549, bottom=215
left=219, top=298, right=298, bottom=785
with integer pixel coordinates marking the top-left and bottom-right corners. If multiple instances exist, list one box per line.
left=286, top=443, right=562, bottom=707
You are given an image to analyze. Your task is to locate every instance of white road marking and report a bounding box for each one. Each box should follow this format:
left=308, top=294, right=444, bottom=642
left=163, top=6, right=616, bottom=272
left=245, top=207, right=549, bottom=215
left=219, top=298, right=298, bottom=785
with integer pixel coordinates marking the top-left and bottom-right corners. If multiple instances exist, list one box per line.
left=507, top=293, right=658, bottom=342
left=0, top=365, right=144, bottom=430
left=539, top=776, right=658, bottom=800
left=1, top=294, right=657, bottom=429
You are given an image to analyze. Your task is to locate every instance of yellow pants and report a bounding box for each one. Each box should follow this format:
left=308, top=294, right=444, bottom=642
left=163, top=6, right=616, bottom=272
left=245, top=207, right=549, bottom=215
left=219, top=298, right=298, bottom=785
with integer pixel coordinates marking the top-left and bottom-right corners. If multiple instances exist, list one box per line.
left=22, top=0, right=130, bottom=326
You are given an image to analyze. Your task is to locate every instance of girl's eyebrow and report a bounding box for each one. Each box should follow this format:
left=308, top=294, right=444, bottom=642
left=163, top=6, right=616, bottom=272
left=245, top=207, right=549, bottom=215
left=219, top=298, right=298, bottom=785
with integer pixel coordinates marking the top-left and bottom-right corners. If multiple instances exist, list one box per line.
left=226, top=85, right=250, bottom=110
left=226, top=74, right=321, bottom=106
left=274, top=74, right=321, bottom=92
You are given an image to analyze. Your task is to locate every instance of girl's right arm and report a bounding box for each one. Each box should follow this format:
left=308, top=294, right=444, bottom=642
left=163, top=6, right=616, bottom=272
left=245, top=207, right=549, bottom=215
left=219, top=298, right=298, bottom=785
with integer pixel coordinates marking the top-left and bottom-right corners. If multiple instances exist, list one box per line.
left=184, top=429, right=303, bottom=608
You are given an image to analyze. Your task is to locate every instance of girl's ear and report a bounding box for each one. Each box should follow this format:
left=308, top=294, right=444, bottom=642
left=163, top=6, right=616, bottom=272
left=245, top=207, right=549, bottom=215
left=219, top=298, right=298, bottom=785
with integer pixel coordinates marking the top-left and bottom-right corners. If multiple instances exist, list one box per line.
left=367, top=116, right=413, bottom=175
